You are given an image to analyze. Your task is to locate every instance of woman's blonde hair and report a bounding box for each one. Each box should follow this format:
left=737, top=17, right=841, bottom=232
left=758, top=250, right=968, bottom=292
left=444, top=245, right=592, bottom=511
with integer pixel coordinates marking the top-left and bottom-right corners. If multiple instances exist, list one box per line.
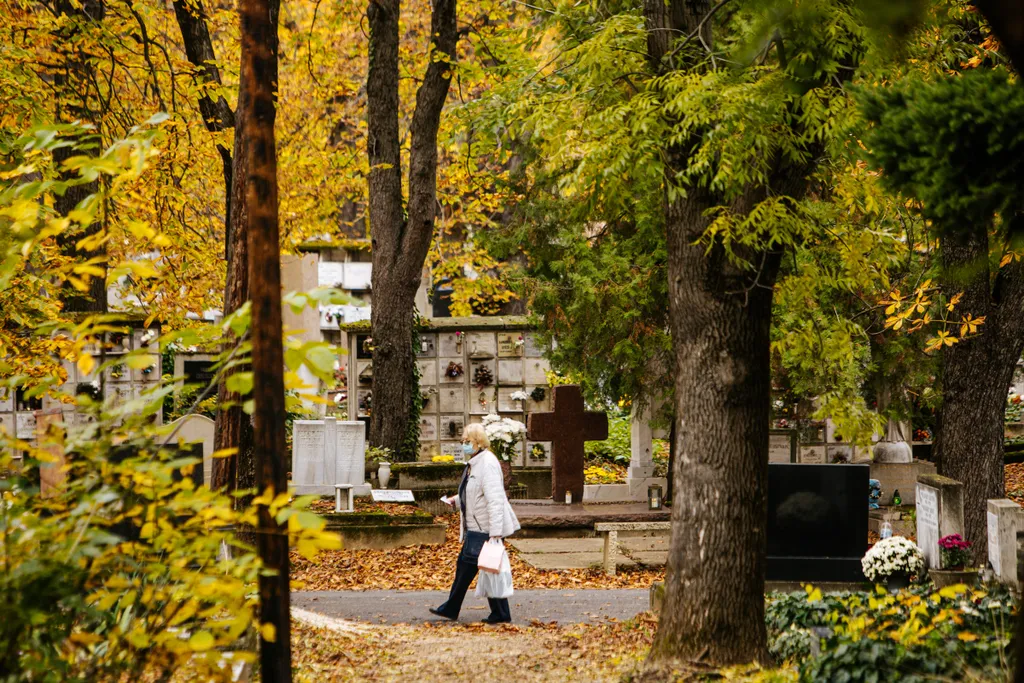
left=463, top=423, right=490, bottom=452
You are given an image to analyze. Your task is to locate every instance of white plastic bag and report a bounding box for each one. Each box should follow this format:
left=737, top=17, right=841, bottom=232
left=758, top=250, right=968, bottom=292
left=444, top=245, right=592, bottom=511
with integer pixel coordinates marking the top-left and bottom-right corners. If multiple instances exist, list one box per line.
left=475, top=547, right=513, bottom=599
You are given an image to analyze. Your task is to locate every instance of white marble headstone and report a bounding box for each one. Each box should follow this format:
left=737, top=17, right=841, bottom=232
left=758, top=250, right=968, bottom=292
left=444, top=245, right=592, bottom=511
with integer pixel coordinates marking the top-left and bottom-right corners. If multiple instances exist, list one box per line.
left=916, top=486, right=940, bottom=568
left=292, top=418, right=368, bottom=495
left=160, top=414, right=216, bottom=485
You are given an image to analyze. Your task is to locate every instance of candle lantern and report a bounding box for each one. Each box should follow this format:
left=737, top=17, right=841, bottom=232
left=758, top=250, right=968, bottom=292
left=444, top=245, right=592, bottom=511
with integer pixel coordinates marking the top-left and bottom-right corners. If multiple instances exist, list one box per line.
left=648, top=484, right=664, bottom=510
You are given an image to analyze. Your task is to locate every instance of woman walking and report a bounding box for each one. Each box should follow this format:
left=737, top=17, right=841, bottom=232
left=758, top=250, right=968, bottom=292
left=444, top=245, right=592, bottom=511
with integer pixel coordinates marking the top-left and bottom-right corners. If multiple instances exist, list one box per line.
left=430, top=423, right=520, bottom=623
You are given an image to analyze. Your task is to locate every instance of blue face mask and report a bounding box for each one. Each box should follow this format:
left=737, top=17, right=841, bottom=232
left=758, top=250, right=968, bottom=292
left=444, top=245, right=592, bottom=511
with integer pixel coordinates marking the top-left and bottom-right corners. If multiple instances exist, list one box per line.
left=462, top=443, right=475, bottom=456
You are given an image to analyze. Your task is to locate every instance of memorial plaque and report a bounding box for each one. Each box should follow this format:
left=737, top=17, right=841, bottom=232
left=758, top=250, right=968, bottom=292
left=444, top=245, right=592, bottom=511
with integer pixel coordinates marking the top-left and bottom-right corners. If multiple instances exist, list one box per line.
left=526, top=441, right=551, bottom=466
left=497, top=359, right=524, bottom=386
left=416, top=334, right=437, bottom=358
left=292, top=421, right=328, bottom=494
left=497, top=332, right=523, bottom=358
left=416, top=359, right=437, bottom=386
left=441, top=441, right=463, bottom=461
left=419, top=415, right=438, bottom=441
left=525, top=386, right=550, bottom=412
left=767, top=463, right=869, bottom=582
left=439, top=358, right=464, bottom=384
left=988, top=510, right=1001, bottom=575
left=419, top=442, right=439, bottom=461
left=470, top=387, right=495, bottom=415
left=826, top=444, right=853, bottom=463
left=497, top=387, right=526, bottom=413
left=371, top=489, right=416, bottom=503
left=524, top=333, right=547, bottom=358
left=420, top=388, right=438, bottom=413
left=524, top=358, right=551, bottom=385
left=769, top=431, right=796, bottom=463
left=335, top=421, right=367, bottom=492
left=798, top=445, right=826, bottom=464
left=469, top=359, right=495, bottom=391
left=104, top=360, right=130, bottom=384
left=438, top=332, right=463, bottom=358
left=182, top=360, right=216, bottom=387
left=0, top=389, right=12, bottom=413
left=0, top=414, right=13, bottom=436
left=917, top=486, right=939, bottom=568
left=439, top=386, right=465, bottom=414
left=465, top=332, right=496, bottom=358
left=440, top=415, right=465, bottom=440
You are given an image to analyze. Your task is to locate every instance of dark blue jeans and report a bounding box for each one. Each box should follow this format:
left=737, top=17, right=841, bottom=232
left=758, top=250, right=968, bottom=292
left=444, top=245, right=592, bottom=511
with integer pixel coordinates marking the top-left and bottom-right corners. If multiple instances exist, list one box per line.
left=435, top=530, right=511, bottom=622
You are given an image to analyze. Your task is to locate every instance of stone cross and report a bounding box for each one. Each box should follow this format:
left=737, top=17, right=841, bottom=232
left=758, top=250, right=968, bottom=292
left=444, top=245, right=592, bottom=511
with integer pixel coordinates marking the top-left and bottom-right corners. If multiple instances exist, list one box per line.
left=527, top=385, right=608, bottom=502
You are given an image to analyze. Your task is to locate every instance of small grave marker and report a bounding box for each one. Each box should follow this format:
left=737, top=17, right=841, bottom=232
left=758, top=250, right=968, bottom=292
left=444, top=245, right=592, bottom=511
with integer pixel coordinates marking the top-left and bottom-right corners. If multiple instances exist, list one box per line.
left=371, top=489, right=415, bottom=503
left=915, top=474, right=964, bottom=570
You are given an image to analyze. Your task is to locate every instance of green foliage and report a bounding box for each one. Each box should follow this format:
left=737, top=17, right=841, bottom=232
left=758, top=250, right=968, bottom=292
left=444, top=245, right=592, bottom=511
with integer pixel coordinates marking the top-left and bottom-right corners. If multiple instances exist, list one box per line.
left=584, top=410, right=633, bottom=464
left=858, top=68, right=1024, bottom=227
left=764, top=584, right=1016, bottom=681
left=397, top=317, right=425, bottom=463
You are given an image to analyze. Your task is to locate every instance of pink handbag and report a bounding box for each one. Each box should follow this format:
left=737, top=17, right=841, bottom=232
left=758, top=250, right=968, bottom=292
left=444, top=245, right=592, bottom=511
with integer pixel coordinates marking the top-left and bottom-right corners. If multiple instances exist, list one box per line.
left=477, top=540, right=504, bottom=574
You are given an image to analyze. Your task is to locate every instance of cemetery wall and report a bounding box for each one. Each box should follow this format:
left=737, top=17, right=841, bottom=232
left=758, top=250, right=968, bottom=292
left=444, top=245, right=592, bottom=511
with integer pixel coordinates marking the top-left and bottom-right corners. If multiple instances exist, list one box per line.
left=343, top=317, right=554, bottom=466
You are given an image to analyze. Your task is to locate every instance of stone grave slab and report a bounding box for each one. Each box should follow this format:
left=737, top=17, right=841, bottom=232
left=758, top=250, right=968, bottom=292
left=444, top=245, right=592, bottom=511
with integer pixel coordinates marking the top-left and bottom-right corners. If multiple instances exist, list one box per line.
left=292, top=418, right=368, bottom=495
left=497, top=332, right=524, bottom=357
left=465, top=332, right=496, bottom=358
left=767, top=463, right=869, bottom=582
left=371, top=489, right=415, bottom=503
left=418, top=415, right=438, bottom=442
left=769, top=430, right=796, bottom=463
left=440, top=441, right=463, bottom=460
left=440, top=415, right=464, bottom=440
left=988, top=498, right=1023, bottom=587
left=468, top=359, right=495, bottom=390
left=527, top=385, right=608, bottom=501
left=497, top=359, right=524, bottom=385
left=524, top=333, right=547, bottom=358
left=469, top=387, right=495, bottom=415
left=439, top=386, right=465, bottom=413
left=524, top=358, right=551, bottom=385
left=416, top=333, right=437, bottom=358
left=497, top=387, right=526, bottom=413
left=416, top=359, right=437, bottom=386
left=915, top=473, right=963, bottom=570
left=159, top=414, right=215, bottom=485
left=440, top=358, right=464, bottom=384
left=438, top=332, right=462, bottom=358
left=798, top=445, right=826, bottom=464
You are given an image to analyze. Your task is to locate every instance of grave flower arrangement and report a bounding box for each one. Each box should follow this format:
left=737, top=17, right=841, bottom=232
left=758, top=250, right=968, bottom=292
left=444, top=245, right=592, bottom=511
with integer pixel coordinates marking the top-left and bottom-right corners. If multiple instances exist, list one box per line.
left=861, top=536, right=925, bottom=583
left=530, top=386, right=546, bottom=402
left=444, top=361, right=463, bottom=379
left=510, top=390, right=528, bottom=408
left=939, top=534, right=972, bottom=570
left=481, top=414, right=527, bottom=462
left=473, top=364, right=494, bottom=387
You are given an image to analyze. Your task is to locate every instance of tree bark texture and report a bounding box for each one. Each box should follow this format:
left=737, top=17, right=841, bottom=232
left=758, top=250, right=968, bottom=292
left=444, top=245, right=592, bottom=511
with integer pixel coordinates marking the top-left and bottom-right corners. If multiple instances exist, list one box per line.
left=936, top=227, right=1024, bottom=560
left=170, top=0, right=251, bottom=494
left=52, top=0, right=107, bottom=314
left=236, top=0, right=290, bottom=676
left=366, top=0, right=457, bottom=455
left=649, top=185, right=777, bottom=667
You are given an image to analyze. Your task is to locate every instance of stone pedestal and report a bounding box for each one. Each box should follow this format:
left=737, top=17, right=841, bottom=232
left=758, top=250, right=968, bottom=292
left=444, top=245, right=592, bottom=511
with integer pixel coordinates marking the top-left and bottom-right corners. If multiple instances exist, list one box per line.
left=916, top=474, right=964, bottom=570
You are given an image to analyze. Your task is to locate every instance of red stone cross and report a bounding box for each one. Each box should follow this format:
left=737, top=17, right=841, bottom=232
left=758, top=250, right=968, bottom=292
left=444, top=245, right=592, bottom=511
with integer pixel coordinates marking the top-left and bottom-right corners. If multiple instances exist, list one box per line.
left=527, top=385, right=608, bottom=502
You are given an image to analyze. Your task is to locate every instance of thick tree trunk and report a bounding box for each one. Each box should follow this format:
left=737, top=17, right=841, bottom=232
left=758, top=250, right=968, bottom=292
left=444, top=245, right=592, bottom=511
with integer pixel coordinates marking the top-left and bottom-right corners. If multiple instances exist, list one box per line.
left=937, top=228, right=1024, bottom=559
left=237, top=0, right=290, bottom=675
left=974, top=0, right=1024, bottom=74
left=649, top=189, right=775, bottom=667
left=365, top=0, right=457, bottom=454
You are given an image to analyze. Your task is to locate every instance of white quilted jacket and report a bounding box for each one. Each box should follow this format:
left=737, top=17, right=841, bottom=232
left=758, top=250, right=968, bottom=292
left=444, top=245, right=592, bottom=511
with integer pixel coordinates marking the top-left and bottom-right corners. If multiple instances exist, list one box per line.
left=452, top=449, right=521, bottom=542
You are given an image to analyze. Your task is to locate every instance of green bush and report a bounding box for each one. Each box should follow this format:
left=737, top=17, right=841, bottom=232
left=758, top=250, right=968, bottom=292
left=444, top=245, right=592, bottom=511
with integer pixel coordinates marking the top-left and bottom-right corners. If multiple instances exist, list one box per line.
left=585, top=410, right=632, bottom=464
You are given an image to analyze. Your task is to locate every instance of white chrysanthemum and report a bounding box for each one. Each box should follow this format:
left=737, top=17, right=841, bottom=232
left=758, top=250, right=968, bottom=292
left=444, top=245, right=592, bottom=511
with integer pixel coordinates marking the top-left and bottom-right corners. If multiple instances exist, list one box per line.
left=861, top=536, right=925, bottom=583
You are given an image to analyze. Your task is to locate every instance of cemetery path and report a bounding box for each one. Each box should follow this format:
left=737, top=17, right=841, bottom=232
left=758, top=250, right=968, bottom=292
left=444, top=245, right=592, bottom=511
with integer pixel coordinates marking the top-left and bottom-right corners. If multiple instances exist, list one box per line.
left=292, top=588, right=649, bottom=625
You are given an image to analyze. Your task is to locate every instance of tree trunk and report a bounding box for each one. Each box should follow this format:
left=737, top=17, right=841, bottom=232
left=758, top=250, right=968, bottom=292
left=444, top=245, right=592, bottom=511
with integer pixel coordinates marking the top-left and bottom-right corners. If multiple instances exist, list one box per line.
left=974, top=0, right=1024, bottom=75
left=52, top=0, right=107, bottom=314
left=237, top=0, right=290, bottom=676
left=936, top=228, right=1024, bottom=559
left=649, top=189, right=775, bottom=667
left=366, top=0, right=457, bottom=454
left=169, top=0, right=248, bottom=494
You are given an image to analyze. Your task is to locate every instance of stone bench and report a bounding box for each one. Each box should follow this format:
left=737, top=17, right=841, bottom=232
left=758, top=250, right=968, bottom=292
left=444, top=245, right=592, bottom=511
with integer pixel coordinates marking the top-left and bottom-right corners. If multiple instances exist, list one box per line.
left=594, top=521, right=671, bottom=576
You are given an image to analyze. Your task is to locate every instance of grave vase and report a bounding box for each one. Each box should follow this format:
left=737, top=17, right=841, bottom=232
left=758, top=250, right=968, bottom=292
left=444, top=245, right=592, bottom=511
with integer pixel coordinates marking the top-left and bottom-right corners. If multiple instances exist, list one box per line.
left=885, top=572, right=912, bottom=593
left=378, top=461, right=391, bottom=488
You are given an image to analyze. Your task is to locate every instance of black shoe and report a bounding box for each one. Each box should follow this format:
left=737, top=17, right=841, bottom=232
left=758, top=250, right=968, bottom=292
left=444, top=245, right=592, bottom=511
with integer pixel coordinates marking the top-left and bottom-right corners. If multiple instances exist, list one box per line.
left=481, top=616, right=511, bottom=624
left=430, top=607, right=457, bottom=621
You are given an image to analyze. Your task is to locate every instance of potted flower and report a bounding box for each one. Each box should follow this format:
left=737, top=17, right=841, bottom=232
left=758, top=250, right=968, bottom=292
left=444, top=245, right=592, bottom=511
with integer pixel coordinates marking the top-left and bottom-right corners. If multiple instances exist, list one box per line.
left=481, top=414, right=527, bottom=487
left=861, top=536, right=925, bottom=592
left=931, top=534, right=978, bottom=587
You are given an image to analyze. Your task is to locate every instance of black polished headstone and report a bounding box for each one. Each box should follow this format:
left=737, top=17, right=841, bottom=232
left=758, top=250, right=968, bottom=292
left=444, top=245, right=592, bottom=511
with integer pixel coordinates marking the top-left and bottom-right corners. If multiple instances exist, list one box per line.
left=767, top=463, right=868, bottom=583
